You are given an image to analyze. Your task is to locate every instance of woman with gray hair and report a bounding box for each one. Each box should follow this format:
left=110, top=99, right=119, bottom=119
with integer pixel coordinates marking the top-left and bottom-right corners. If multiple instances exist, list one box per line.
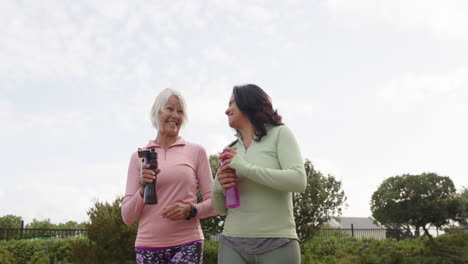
left=122, top=88, right=217, bottom=264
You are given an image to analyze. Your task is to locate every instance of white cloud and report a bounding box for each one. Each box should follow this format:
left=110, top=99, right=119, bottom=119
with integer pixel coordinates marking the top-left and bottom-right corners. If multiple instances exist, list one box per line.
left=178, top=1, right=207, bottom=29
left=1, top=159, right=128, bottom=223
left=0, top=1, right=162, bottom=87
left=86, top=0, right=129, bottom=20
left=0, top=4, right=85, bottom=79
left=134, top=62, right=154, bottom=80
left=378, top=67, right=468, bottom=111
left=2, top=0, right=468, bottom=224
left=326, top=0, right=468, bottom=41
left=125, top=10, right=144, bottom=33
left=0, top=102, right=91, bottom=143
left=244, top=5, right=277, bottom=24
left=163, top=36, right=179, bottom=50
left=141, top=1, right=209, bottom=32
left=277, top=100, right=329, bottom=122
left=203, top=47, right=230, bottom=63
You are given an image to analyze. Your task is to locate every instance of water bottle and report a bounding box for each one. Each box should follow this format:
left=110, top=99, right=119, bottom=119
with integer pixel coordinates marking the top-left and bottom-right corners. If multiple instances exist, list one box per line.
left=221, top=150, right=240, bottom=208
left=138, top=148, right=158, bottom=204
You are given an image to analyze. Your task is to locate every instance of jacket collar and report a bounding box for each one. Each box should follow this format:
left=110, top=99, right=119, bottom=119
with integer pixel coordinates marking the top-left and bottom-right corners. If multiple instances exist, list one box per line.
left=144, top=137, right=186, bottom=149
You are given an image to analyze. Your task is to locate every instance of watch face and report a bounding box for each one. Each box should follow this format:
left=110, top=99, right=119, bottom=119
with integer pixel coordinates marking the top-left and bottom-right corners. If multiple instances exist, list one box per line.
left=191, top=205, right=198, bottom=217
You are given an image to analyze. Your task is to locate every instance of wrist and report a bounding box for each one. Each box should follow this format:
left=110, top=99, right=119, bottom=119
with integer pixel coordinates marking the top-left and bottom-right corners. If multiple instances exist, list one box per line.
left=186, top=204, right=198, bottom=220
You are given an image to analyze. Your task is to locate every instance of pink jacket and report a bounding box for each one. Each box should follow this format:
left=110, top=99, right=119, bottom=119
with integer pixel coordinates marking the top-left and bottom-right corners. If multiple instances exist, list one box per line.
left=121, top=137, right=217, bottom=247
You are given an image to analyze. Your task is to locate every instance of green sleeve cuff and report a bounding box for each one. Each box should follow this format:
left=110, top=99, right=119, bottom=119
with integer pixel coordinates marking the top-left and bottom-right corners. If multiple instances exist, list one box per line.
left=211, top=175, right=227, bottom=216
left=230, top=154, right=250, bottom=179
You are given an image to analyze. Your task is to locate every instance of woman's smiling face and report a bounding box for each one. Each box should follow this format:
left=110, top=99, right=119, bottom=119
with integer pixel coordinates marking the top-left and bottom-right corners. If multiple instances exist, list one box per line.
left=225, top=95, right=248, bottom=129
left=158, top=95, right=184, bottom=137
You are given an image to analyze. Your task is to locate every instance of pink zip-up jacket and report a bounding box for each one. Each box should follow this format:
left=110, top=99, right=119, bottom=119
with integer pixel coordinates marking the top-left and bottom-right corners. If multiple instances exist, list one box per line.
left=121, top=137, right=217, bottom=247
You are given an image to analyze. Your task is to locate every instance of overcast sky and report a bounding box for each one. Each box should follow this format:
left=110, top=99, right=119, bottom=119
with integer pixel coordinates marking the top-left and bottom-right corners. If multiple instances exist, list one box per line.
left=1, top=0, right=467, bottom=224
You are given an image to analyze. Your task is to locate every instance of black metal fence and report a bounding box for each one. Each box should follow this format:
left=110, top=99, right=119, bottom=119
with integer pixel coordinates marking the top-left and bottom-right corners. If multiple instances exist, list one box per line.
left=313, top=228, right=394, bottom=241
left=309, top=226, right=468, bottom=242
left=0, top=227, right=87, bottom=241
left=1, top=224, right=465, bottom=242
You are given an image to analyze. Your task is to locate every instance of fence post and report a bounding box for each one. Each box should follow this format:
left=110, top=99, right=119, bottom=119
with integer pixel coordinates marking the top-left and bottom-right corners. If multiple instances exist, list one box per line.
left=20, top=220, right=24, bottom=239
left=351, top=224, right=354, bottom=237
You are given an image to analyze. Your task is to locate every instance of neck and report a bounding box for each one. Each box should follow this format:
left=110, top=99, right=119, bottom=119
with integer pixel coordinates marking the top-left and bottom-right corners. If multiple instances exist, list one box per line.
left=238, top=123, right=255, bottom=148
left=155, top=133, right=179, bottom=149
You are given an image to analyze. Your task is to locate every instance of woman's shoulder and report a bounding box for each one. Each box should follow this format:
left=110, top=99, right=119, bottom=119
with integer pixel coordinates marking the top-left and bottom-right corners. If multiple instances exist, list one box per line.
left=129, top=140, right=158, bottom=159
left=266, top=124, right=290, bottom=136
left=182, top=139, right=208, bottom=154
left=260, top=125, right=297, bottom=144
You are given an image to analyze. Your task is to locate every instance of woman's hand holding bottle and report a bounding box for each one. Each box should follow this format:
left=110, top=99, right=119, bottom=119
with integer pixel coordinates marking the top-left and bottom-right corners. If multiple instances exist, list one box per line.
left=219, top=148, right=240, bottom=208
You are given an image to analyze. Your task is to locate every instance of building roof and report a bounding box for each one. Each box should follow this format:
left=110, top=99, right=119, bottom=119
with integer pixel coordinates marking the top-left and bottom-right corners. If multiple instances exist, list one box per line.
left=329, top=217, right=384, bottom=229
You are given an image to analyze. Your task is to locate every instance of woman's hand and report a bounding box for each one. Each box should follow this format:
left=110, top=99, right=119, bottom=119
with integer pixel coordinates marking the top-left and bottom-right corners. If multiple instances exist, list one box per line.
left=139, top=164, right=160, bottom=196
left=218, top=169, right=238, bottom=190
left=219, top=147, right=237, bottom=166
left=161, top=202, right=191, bottom=221
left=218, top=147, right=238, bottom=190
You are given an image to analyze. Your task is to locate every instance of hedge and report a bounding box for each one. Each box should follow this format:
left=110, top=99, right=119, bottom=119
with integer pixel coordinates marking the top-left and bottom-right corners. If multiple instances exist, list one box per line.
left=1, top=232, right=467, bottom=264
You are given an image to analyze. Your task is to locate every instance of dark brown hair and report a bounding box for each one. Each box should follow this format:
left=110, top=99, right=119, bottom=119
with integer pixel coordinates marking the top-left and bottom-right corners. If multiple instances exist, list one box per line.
left=233, top=84, right=283, bottom=141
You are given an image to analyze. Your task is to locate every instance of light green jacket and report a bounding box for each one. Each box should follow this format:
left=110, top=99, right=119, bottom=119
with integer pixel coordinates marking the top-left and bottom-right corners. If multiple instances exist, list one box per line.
left=212, top=125, right=307, bottom=239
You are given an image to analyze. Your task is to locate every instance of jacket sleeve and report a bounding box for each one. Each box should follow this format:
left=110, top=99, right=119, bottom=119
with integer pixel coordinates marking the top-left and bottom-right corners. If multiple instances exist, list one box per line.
left=211, top=171, right=228, bottom=216
left=194, top=146, right=218, bottom=219
left=121, top=152, right=145, bottom=225
left=230, top=126, right=307, bottom=192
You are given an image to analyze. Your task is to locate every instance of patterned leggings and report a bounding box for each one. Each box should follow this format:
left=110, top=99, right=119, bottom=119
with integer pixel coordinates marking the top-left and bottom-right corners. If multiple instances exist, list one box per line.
left=135, top=241, right=203, bottom=264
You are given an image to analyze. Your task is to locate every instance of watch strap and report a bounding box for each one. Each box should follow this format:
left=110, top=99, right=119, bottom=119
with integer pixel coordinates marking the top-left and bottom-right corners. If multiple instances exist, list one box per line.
left=186, top=204, right=197, bottom=220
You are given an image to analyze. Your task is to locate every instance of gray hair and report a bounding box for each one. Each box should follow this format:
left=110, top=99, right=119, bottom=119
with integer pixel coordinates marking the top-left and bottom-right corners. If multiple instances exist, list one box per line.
left=150, top=88, right=188, bottom=130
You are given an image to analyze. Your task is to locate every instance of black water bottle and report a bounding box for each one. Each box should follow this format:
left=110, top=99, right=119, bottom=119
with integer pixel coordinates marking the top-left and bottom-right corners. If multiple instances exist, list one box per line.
left=138, top=148, right=158, bottom=204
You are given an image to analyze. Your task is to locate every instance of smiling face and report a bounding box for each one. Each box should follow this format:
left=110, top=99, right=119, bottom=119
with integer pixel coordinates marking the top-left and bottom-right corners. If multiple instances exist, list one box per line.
left=225, top=95, right=249, bottom=130
left=158, top=95, right=184, bottom=137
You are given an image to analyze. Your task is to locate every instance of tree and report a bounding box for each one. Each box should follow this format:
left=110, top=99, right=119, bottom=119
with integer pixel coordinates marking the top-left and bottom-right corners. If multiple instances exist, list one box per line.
left=199, top=154, right=225, bottom=237
left=370, top=173, right=459, bottom=242
left=26, top=218, right=55, bottom=229
left=457, top=186, right=468, bottom=227
left=293, top=160, right=347, bottom=241
left=208, top=154, right=221, bottom=178
left=86, top=197, right=138, bottom=263
left=57, top=220, right=87, bottom=229
left=0, top=214, right=23, bottom=240
left=0, top=214, right=22, bottom=228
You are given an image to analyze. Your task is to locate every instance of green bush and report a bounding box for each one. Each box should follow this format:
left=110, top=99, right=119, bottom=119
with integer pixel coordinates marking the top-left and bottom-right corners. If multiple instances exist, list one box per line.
left=0, top=239, right=44, bottom=264
left=427, top=232, right=468, bottom=263
left=203, top=239, right=219, bottom=264
left=0, top=247, right=15, bottom=264
left=27, top=251, right=50, bottom=264
left=0, top=237, right=89, bottom=264
left=86, top=198, right=138, bottom=263
left=0, top=232, right=466, bottom=264
left=298, top=232, right=468, bottom=264
left=67, top=238, right=97, bottom=264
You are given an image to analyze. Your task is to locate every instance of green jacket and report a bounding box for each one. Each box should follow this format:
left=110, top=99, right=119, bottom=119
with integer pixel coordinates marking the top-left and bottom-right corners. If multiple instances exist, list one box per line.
left=212, top=125, right=307, bottom=238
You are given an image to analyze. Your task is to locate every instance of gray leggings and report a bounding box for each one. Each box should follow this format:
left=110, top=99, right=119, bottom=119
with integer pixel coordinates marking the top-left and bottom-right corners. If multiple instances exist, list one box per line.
left=218, top=240, right=301, bottom=264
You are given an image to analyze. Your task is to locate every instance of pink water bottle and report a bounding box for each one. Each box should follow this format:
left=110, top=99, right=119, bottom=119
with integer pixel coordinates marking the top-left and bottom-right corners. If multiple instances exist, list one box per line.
left=221, top=150, right=240, bottom=208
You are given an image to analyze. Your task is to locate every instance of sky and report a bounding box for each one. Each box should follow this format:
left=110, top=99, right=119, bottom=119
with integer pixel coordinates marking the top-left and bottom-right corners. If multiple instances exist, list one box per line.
left=1, top=0, right=467, bottom=225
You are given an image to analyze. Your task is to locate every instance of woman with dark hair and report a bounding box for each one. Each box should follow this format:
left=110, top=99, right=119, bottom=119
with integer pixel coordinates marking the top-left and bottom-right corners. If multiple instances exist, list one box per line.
left=212, top=84, right=307, bottom=263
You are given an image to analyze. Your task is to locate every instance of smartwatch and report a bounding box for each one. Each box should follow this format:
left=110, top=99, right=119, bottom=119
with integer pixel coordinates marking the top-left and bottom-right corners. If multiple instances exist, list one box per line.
left=186, top=204, right=198, bottom=220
